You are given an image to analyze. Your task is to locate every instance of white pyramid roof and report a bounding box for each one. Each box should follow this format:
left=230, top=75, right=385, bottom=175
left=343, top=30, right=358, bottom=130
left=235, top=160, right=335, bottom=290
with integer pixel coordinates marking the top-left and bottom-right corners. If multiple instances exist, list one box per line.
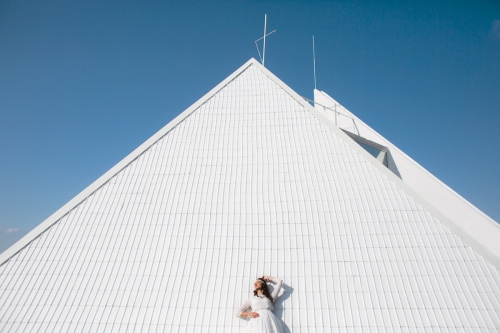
left=1, top=59, right=499, bottom=332
left=314, top=90, right=500, bottom=267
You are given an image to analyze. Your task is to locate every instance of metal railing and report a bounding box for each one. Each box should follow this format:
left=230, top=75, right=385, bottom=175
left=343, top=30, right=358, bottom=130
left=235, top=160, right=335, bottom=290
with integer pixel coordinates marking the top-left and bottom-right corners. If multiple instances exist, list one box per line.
left=302, top=96, right=360, bottom=136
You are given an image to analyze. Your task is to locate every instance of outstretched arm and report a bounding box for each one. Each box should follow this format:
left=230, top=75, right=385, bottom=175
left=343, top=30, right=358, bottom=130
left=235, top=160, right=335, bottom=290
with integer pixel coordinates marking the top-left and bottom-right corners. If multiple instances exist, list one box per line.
left=264, top=276, right=283, bottom=301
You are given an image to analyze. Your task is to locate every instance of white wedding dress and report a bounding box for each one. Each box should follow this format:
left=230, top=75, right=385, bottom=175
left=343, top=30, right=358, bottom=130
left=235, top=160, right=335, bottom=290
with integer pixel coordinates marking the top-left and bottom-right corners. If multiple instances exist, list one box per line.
left=235, top=277, right=284, bottom=333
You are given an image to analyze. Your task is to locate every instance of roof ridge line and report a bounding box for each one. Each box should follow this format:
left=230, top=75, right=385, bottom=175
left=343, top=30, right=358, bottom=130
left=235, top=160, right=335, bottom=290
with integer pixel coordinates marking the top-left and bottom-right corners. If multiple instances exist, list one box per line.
left=251, top=63, right=500, bottom=268
left=305, top=94, right=500, bottom=269
left=313, top=89, right=500, bottom=268
left=3, top=58, right=499, bottom=270
left=315, top=89, right=499, bottom=227
left=0, top=58, right=260, bottom=266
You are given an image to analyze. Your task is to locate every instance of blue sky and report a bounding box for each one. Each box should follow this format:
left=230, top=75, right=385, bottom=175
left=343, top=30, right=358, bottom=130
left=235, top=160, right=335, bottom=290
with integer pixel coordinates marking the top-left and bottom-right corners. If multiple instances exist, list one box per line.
left=1, top=0, right=499, bottom=252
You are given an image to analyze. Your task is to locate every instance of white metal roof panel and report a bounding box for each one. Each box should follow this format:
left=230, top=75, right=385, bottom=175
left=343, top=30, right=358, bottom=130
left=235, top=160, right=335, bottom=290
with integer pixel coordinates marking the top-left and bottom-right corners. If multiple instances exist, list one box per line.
left=314, top=89, right=500, bottom=267
left=0, top=60, right=499, bottom=332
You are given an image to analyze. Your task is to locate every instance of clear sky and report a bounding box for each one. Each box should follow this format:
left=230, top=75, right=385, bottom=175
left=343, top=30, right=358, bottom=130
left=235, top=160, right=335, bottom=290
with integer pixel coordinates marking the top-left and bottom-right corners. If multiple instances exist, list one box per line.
left=1, top=0, right=499, bottom=252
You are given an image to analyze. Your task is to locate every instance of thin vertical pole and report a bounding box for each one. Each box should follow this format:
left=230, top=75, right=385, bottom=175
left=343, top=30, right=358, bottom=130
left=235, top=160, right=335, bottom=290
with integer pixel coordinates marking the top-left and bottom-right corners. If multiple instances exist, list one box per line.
left=313, top=35, right=317, bottom=89
left=263, top=14, right=267, bottom=66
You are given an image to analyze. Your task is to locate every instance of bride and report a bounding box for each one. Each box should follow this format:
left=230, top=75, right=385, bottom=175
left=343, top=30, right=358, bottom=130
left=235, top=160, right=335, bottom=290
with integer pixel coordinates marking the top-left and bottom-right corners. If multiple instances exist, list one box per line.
left=235, top=275, right=284, bottom=333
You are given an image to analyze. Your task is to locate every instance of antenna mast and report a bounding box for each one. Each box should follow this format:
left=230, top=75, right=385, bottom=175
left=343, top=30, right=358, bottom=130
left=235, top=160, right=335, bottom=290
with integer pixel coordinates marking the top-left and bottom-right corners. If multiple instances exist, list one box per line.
left=263, top=14, right=267, bottom=66
left=313, top=35, right=317, bottom=89
left=254, top=15, right=276, bottom=66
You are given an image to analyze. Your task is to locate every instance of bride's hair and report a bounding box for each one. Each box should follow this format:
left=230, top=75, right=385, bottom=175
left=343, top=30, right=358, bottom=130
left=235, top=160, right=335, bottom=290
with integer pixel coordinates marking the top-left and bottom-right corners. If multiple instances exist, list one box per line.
left=253, top=278, right=273, bottom=303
